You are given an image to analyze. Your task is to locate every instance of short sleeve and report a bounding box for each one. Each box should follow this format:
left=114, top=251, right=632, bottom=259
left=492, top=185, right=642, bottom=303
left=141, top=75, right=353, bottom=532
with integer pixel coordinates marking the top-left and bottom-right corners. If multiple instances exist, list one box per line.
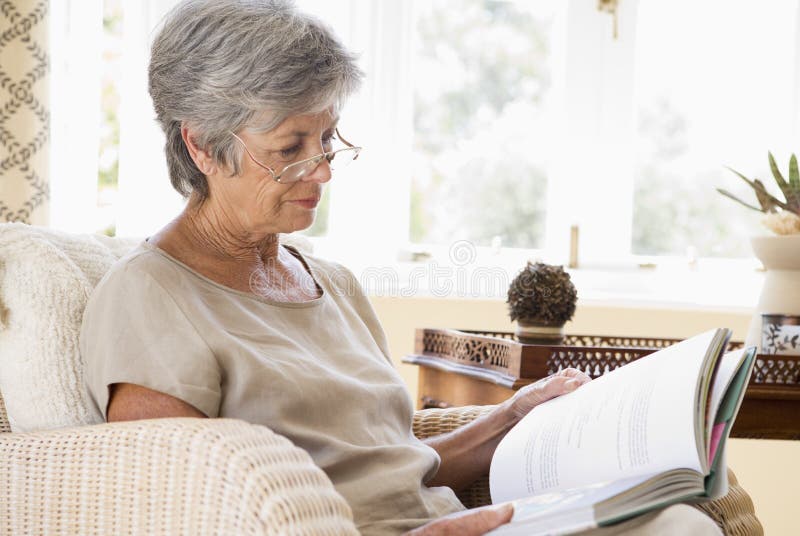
left=81, top=262, right=221, bottom=419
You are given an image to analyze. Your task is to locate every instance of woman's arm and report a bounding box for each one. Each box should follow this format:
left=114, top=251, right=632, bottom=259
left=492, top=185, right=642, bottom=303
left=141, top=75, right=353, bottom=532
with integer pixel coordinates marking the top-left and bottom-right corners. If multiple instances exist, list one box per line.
left=423, top=368, right=590, bottom=491
left=107, top=383, right=207, bottom=421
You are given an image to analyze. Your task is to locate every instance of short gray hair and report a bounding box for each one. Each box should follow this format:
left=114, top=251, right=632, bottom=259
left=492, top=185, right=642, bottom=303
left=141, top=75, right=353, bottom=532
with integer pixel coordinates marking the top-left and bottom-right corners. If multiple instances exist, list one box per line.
left=148, top=0, right=363, bottom=199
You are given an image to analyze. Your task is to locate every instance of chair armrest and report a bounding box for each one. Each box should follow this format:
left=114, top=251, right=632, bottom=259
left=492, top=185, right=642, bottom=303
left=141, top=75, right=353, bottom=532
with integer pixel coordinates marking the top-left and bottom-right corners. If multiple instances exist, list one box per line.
left=413, top=405, right=496, bottom=509
left=0, top=418, right=357, bottom=535
left=412, top=406, right=763, bottom=536
left=695, top=469, right=764, bottom=536
left=413, top=405, right=496, bottom=439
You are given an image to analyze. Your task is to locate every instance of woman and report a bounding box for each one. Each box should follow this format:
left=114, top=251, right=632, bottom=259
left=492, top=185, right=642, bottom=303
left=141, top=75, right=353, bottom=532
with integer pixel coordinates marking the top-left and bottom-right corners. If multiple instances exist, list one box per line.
left=81, top=1, right=720, bottom=534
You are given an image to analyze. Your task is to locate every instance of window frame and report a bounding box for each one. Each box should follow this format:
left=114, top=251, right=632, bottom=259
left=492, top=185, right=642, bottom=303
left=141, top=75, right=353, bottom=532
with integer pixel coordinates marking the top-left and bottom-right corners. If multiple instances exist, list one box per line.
left=49, top=0, right=800, bottom=307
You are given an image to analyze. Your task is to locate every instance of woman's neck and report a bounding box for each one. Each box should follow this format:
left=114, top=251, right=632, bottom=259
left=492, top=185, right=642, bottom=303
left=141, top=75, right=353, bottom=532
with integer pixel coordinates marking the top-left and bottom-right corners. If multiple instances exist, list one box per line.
left=149, top=195, right=320, bottom=302
left=179, top=194, right=280, bottom=265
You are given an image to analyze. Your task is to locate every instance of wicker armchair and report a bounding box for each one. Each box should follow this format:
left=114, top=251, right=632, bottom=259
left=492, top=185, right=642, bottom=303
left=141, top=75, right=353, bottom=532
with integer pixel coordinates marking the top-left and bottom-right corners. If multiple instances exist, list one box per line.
left=0, top=224, right=764, bottom=535
left=0, top=407, right=358, bottom=534
left=0, top=402, right=764, bottom=534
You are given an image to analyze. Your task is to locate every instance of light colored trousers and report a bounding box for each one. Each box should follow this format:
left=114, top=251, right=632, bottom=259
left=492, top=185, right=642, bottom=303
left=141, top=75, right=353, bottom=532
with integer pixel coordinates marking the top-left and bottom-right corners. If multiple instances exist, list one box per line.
left=583, top=504, right=722, bottom=535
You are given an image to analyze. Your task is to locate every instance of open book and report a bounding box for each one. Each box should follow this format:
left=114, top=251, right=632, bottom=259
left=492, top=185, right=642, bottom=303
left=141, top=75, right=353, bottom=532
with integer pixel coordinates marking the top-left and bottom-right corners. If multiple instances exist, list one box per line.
left=487, top=329, right=757, bottom=536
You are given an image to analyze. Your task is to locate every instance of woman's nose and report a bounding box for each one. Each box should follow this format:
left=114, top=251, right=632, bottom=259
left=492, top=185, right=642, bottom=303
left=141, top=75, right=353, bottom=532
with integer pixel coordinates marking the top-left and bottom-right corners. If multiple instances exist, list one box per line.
left=301, top=155, right=332, bottom=183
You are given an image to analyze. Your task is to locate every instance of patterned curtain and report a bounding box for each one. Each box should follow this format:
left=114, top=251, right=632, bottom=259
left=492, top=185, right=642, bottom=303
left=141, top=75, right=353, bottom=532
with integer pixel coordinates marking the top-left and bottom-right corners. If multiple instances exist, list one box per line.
left=0, top=1, right=48, bottom=225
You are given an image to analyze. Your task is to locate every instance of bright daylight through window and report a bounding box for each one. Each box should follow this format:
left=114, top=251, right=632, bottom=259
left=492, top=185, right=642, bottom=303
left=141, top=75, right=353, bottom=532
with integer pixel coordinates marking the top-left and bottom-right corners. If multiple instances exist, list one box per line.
left=50, top=0, right=800, bottom=303
left=631, top=0, right=800, bottom=258
left=411, top=0, right=554, bottom=250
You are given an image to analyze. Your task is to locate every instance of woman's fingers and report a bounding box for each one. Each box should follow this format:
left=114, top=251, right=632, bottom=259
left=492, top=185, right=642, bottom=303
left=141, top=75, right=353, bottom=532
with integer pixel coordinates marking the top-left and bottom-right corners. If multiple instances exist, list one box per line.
left=507, top=368, right=592, bottom=419
left=556, top=367, right=592, bottom=384
left=460, top=504, right=514, bottom=534
left=549, top=367, right=592, bottom=394
left=406, top=503, right=514, bottom=535
left=523, top=372, right=581, bottom=401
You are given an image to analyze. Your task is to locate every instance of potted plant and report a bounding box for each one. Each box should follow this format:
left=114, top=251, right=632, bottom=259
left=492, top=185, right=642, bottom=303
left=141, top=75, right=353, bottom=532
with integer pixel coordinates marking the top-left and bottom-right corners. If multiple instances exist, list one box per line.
left=717, top=152, right=800, bottom=351
left=507, top=262, right=577, bottom=344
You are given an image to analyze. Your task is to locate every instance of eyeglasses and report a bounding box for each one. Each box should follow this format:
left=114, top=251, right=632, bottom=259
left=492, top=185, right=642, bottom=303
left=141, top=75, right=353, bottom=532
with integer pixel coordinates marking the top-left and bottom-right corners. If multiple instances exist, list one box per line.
left=229, top=128, right=362, bottom=184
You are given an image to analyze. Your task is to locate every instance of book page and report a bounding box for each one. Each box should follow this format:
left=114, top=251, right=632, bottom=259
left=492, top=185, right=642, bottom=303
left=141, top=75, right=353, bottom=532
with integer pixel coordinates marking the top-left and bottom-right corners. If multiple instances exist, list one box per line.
left=487, top=473, right=656, bottom=536
left=490, top=330, right=723, bottom=503
left=704, top=349, right=745, bottom=463
left=703, top=347, right=756, bottom=498
left=708, top=350, right=746, bottom=428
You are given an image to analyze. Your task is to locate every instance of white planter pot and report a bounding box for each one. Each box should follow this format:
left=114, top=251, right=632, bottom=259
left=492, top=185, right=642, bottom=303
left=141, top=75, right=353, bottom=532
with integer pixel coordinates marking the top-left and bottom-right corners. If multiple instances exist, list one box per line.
left=744, top=234, right=800, bottom=352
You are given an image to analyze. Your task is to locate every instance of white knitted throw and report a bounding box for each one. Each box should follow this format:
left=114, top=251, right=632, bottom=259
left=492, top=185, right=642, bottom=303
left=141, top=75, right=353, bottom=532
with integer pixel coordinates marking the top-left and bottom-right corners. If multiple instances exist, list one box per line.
left=0, top=224, right=139, bottom=431
left=0, top=222, right=312, bottom=432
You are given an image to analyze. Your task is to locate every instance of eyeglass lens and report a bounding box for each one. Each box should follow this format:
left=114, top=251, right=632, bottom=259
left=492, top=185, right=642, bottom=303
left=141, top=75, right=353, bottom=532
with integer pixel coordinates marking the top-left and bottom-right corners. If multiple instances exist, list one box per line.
left=280, top=147, right=359, bottom=183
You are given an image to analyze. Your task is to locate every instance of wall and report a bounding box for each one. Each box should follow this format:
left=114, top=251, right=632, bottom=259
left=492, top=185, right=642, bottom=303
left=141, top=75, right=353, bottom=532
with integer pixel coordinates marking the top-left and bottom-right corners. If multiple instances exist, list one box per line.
left=370, top=296, right=799, bottom=535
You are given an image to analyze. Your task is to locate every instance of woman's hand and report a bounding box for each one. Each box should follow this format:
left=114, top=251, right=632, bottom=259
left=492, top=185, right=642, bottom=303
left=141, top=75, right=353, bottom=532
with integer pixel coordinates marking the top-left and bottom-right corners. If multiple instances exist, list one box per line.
left=503, top=367, right=592, bottom=422
left=423, top=368, right=592, bottom=491
left=405, top=504, right=514, bottom=536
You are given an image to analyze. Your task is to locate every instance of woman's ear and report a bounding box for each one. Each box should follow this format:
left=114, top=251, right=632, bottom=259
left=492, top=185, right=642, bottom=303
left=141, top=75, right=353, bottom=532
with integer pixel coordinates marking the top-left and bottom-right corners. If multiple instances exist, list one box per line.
left=180, top=125, right=217, bottom=175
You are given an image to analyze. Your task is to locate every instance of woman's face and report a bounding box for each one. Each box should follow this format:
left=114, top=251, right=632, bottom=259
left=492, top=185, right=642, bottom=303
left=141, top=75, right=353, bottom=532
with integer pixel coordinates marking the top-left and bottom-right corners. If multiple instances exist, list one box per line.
left=210, top=110, right=338, bottom=235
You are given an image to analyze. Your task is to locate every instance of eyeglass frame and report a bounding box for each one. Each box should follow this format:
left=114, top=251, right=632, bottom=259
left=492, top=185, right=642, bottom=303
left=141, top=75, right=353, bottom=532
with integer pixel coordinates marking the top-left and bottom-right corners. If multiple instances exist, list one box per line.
left=229, top=128, right=362, bottom=184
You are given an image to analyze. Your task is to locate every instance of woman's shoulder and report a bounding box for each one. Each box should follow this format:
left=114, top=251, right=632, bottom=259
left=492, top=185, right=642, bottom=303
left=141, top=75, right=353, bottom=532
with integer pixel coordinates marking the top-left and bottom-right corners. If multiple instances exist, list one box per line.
left=289, top=247, right=358, bottom=290
left=91, top=240, right=185, bottom=299
left=297, top=250, right=350, bottom=276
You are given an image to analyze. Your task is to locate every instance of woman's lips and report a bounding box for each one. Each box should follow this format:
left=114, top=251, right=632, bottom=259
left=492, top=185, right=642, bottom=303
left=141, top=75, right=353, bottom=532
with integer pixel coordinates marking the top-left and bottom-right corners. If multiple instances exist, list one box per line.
left=289, top=197, right=319, bottom=209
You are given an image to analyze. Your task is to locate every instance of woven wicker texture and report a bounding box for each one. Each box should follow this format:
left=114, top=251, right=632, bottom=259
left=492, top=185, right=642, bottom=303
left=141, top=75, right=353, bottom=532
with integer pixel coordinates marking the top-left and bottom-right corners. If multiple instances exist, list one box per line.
left=0, top=393, right=10, bottom=433
left=695, top=469, right=764, bottom=536
left=412, top=406, right=763, bottom=536
left=412, top=405, right=495, bottom=509
left=0, top=417, right=357, bottom=535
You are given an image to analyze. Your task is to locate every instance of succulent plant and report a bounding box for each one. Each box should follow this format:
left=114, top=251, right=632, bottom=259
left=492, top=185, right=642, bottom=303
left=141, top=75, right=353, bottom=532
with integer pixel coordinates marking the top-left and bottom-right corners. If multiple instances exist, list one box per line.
left=507, top=262, right=577, bottom=326
left=717, top=152, right=800, bottom=217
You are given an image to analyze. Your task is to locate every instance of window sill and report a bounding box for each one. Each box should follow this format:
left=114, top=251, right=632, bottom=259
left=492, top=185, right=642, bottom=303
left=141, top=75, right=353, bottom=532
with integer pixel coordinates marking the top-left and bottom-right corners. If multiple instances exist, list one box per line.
left=308, top=238, right=762, bottom=312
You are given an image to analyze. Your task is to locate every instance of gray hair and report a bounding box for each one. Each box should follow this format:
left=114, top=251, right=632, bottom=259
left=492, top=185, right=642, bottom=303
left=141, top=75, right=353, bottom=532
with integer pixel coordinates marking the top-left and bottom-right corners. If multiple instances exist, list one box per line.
left=148, top=0, right=363, bottom=199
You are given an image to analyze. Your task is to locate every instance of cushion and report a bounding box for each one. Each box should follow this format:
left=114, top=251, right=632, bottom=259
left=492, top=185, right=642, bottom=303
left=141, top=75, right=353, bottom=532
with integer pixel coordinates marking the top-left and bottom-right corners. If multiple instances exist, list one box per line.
left=0, top=223, right=139, bottom=431
left=0, top=222, right=312, bottom=432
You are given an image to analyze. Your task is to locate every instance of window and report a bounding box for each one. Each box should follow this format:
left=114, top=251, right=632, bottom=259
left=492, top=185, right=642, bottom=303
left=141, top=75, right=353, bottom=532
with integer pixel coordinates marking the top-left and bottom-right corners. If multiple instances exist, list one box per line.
left=411, top=0, right=558, bottom=249
left=631, top=0, right=800, bottom=257
left=402, top=0, right=800, bottom=264
left=50, top=0, right=800, bottom=301
left=98, top=0, right=123, bottom=237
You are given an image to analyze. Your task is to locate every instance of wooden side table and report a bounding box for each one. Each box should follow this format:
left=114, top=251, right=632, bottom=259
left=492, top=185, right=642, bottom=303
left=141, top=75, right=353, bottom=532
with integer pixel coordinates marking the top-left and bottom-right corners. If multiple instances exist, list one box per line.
left=403, top=328, right=800, bottom=440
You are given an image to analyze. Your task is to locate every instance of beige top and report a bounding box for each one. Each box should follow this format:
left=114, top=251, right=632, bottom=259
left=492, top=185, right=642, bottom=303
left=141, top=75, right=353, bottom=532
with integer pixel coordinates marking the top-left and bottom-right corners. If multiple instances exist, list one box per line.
left=81, top=241, right=464, bottom=535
